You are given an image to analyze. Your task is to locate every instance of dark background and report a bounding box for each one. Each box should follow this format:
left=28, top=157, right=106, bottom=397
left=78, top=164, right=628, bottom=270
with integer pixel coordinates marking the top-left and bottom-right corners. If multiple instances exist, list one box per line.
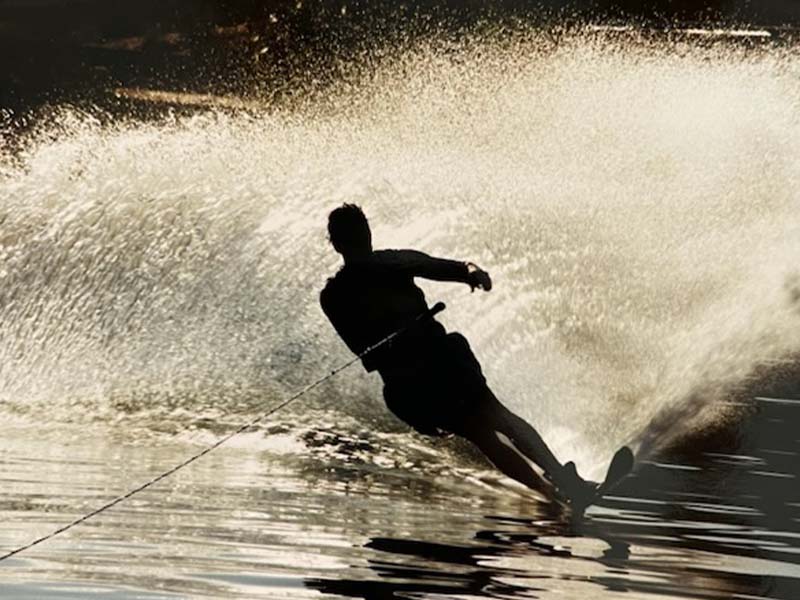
left=1, top=0, right=799, bottom=114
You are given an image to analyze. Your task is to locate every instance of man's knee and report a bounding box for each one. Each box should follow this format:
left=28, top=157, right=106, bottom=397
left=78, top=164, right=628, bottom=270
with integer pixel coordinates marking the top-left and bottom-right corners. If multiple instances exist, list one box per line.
left=459, top=412, right=505, bottom=449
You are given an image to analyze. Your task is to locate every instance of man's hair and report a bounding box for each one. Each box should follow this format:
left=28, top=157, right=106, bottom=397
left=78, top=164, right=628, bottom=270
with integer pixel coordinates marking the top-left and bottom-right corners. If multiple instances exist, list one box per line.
left=327, top=203, right=371, bottom=254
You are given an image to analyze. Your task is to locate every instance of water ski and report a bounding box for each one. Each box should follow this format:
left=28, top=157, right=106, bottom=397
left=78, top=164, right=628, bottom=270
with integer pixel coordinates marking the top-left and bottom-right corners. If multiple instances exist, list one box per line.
left=567, top=446, right=634, bottom=515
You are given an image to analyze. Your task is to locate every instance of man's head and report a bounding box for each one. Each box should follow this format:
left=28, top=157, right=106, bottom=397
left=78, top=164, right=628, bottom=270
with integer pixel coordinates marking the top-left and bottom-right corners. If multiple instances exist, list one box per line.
left=327, top=203, right=372, bottom=258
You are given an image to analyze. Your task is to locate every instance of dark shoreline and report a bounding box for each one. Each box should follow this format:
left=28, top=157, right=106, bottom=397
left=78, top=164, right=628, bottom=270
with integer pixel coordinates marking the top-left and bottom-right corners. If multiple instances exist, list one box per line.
left=3, top=1, right=800, bottom=119
left=3, top=23, right=800, bottom=151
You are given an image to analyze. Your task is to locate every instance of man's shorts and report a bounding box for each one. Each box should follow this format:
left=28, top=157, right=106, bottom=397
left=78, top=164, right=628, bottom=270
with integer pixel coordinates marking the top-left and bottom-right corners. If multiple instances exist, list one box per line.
left=381, top=332, right=488, bottom=436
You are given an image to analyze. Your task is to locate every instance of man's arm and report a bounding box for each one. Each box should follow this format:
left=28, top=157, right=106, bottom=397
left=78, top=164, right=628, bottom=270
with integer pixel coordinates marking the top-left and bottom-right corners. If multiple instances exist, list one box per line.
left=380, top=249, right=492, bottom=291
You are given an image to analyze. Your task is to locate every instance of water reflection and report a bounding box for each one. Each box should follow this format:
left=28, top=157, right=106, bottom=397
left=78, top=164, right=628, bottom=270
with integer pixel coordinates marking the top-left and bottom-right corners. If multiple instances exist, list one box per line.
left=308, top=508, right=796, bottom=600
left=307, top=534, right=540, bottom=598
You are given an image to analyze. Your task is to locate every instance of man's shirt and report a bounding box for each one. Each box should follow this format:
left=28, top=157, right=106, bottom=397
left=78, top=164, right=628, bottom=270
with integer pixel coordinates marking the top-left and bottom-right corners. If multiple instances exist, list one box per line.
left=320, top=249, right=469, bottom=375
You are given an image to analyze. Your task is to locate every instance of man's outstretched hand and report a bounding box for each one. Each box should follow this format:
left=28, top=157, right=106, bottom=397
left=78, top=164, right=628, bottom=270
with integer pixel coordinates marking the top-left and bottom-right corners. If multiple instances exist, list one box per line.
left=467, top=263, right=492, bottom=292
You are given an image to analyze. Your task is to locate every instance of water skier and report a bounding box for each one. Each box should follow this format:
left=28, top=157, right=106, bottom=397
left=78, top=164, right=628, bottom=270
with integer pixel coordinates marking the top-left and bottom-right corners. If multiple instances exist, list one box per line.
left=320, top=204, right=596, bottom=506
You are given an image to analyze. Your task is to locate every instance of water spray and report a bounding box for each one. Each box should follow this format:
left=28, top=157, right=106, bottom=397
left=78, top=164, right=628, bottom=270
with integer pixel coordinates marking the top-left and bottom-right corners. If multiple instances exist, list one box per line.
left=0, top=302, right=446, bottom=563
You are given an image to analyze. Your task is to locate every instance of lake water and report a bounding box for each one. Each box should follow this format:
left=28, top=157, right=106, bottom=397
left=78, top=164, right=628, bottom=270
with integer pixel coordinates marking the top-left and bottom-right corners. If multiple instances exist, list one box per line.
left=2, top=396, right=799, bottom=599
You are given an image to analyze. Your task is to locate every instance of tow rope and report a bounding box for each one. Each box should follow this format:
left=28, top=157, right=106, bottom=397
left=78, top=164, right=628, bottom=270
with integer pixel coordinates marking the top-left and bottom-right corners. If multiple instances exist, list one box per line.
left=0, top=302, right=446, bottom=562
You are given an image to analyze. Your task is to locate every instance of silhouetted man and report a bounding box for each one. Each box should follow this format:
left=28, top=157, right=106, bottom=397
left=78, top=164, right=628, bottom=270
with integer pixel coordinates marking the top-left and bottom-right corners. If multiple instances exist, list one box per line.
left=321, top=204, right=594, bottom=506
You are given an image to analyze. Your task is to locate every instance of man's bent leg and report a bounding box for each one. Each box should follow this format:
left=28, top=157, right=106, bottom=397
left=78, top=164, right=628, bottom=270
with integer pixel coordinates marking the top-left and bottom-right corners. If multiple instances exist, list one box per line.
left=461, top=424, right=550, bottom=495
left=480, top=390, right=597, bottom=501
left=481, top=391, right=563, bottom=475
